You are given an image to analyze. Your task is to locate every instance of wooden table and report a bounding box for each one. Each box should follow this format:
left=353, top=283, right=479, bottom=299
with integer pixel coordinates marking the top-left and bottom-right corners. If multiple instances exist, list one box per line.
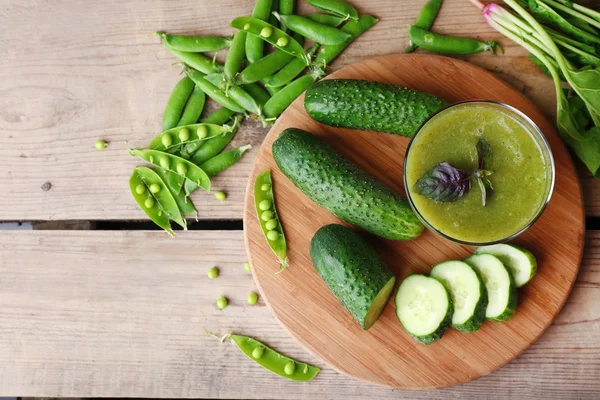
left=1, top=1, right=598, bottom=398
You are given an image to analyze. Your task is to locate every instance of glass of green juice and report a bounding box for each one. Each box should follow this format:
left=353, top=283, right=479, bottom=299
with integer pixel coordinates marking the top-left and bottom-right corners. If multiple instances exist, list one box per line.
left=404, top=101, right=555, bottom=246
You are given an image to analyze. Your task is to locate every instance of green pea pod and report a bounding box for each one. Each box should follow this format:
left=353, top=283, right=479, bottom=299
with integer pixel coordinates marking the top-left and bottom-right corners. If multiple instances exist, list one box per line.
left=177, top=87, right=206, bottom=126
left=279, top=0, right=294, bottom=15
left=204, top=73, right=262, bottom=116
left=162, top=77, right=195, bottom=131
left=246, top=0, right=274, bottom=63
left=243, top=82, right=272, bottom=106
left=230, top=17, right=309, bottom=65
left=263, top=44, right=320, bottom=88
left=263, top=73, right=320, bottom=119
left=408, top=25, right=498, bottom=55
left=406, top=0, right=443, bottom=53
left=274, top=12, right=351, bottom=45
left=130, top=168, right=174, bottom=236
left=225, top=31, right=247, bottom=80
left=306, top=13, right=346, bottom=27
left=190, top=115, right=242, bottom=165
left=163, top=45, right=222, bottom=75
left=129, top=148, right=211, bottom=195
left=306, top=0, right=358, bottom=21
left=264, top=84, right=281, bottom=96
left=238, top=50, right=294, bottom=85
left=228, top=334, right=319, bottom=381
left=134, top=167, right=187, bottom=230
left=315, top=15, right=379, bottom=66
left=254, top=170, right=288, bottom=269
left=154, top=168, right=198, bottom=218
left=149, top=123, right=232, bottom=153
left=156, top=32, right=231, bottom=52
left=200, top=108, right=236, bottom=125
left=184, top=66, right=246, bottom=113
left=200, top=144, right=252, bottom=178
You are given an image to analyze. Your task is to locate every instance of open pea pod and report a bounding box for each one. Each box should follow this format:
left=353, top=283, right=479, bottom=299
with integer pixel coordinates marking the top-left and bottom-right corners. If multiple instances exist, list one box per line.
left=230, top=17, right=309, bottom=65
left=129, top=168, right=174, bottom=236
left=154, top=168, right=198, bottom=218
left=135, top=167, right=187, bottom=230
left=149, top=123, right=232, bottom=155
left=229, top=334, right=320, bottom=382
left=254, top=170, right=288, bottom=270
left=129, top=148, right=211, bottom=195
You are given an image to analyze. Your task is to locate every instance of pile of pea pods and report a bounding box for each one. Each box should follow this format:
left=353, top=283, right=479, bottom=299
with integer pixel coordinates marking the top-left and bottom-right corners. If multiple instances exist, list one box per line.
left=128, top=0, right=378, bottom=234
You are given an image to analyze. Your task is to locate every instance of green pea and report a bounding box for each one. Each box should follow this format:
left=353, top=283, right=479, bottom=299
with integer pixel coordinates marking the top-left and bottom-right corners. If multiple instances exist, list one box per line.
left=178, top=128, right=190, bottom=142
left=244, top=262, right=251, bottom=272
left=261, top=210, right=274, bottom=221
left=161, top=134, right=173, bottom=148
left=252, top=346, right=265, bottom=359
left=267, top=230, right=280, bottom=241
left=276, top=37, right=289, bottom=47
left=157, top=210, right=163, bottom=216
left=207, top=266, right=219, bottom=279
left=261, top=183, right=271, bottom=191
left=149, top=183, right=161, bottom=194
left=197, top=125, right=208, bottom=139
left=259, top=199, right=272, bottom=210
left=135, top=184, right=146, bottom=195
left=248, top=291, right=258, bottom=305
left=214, top=191, right=227, bottom=201
left=265, top=219, right=278, bottom=231
left=160, top=156, right=170, bottom=169
left=217, top=296, right=228, bottom=309
left=144, top=197, right=155, bottom=208
left=176, top=163, right=188, bottom=175
left=244, top=23, right=251, bottom=30
left=260, top=26, right=273, bottom=38
left=284, top=361, right=295, bottom=375
left=95, top=140, right=107, bottom=150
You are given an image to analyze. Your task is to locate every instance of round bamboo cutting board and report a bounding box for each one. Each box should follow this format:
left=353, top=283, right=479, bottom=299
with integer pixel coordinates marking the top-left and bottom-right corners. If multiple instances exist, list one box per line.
left=243, top=54, right=585, bottom=389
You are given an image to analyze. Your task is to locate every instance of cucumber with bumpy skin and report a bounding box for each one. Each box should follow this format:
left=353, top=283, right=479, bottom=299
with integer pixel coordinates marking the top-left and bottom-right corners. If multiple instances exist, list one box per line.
left=304, top=79, right=447, bottom=137
left=395, top=274, right=453, bottom=344
left=272, top=128, right=424, bottom=240
left=464, top=254, right=517, bottom=322
left=475, top=244, right=537, bottom=288
left=430, top=261, right=488, bottom=333
left=310, top=224, right=396, bottom=330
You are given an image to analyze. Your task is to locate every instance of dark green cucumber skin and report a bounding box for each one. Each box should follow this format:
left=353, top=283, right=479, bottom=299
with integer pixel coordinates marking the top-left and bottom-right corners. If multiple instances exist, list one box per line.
left=304, top=79, right=447, bottom=137
left=310, top=224, right=395, bottom=330
left=272, top=128, right=424, bottom=240
left=453, top=270, right=488, bottom=333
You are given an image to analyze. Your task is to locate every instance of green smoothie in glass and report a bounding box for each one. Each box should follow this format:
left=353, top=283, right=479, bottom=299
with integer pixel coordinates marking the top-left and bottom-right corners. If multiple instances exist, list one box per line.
left=404, top=101, right=554, bottom=245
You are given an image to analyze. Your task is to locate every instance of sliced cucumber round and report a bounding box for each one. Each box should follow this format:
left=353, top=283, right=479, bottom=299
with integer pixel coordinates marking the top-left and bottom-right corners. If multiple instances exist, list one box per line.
left=430, top=261, right=488, bottom=333
left=475, top=244, right=537, bottom=287
left=464, top=254, right=517, bottom=322
left=395, top=274, right=453, bottom=344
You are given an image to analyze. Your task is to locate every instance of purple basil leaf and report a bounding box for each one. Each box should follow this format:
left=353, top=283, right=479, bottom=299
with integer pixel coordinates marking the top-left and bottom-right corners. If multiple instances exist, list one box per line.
left=477, top=137, right=492, bottom=170
left=413, top=162, right=471, bottom=202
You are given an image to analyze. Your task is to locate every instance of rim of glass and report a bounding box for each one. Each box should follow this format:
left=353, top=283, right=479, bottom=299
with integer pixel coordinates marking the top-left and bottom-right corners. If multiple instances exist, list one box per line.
left=403, top=100, right=556, bottom=247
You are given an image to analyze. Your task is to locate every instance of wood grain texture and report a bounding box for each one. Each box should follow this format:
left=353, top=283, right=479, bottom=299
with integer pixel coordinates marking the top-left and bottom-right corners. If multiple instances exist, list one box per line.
left=0, top=230, right=598, bottom=398
left=244, top=55, right=585, bottom=389
left=1, top=0, right=599, bottom=221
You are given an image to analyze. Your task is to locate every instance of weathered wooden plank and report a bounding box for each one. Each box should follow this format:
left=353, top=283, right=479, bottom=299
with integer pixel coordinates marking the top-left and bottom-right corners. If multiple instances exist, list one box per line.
left=3, top=0, right=597, bottom=221
left=0, top=230, right=598, bottom=398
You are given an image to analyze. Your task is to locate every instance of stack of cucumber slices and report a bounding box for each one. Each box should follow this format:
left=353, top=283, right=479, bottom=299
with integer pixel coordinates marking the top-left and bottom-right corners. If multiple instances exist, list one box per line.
left=396, top=244, right=536, bottom=345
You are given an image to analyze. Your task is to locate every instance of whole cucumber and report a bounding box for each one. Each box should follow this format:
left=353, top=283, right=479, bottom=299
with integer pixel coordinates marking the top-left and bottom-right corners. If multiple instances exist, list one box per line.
left=304, top=79, right=447, bottom=137
left=311, top=224, right=396, bottom=330
left=272, top=128, right=423, bottom=240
